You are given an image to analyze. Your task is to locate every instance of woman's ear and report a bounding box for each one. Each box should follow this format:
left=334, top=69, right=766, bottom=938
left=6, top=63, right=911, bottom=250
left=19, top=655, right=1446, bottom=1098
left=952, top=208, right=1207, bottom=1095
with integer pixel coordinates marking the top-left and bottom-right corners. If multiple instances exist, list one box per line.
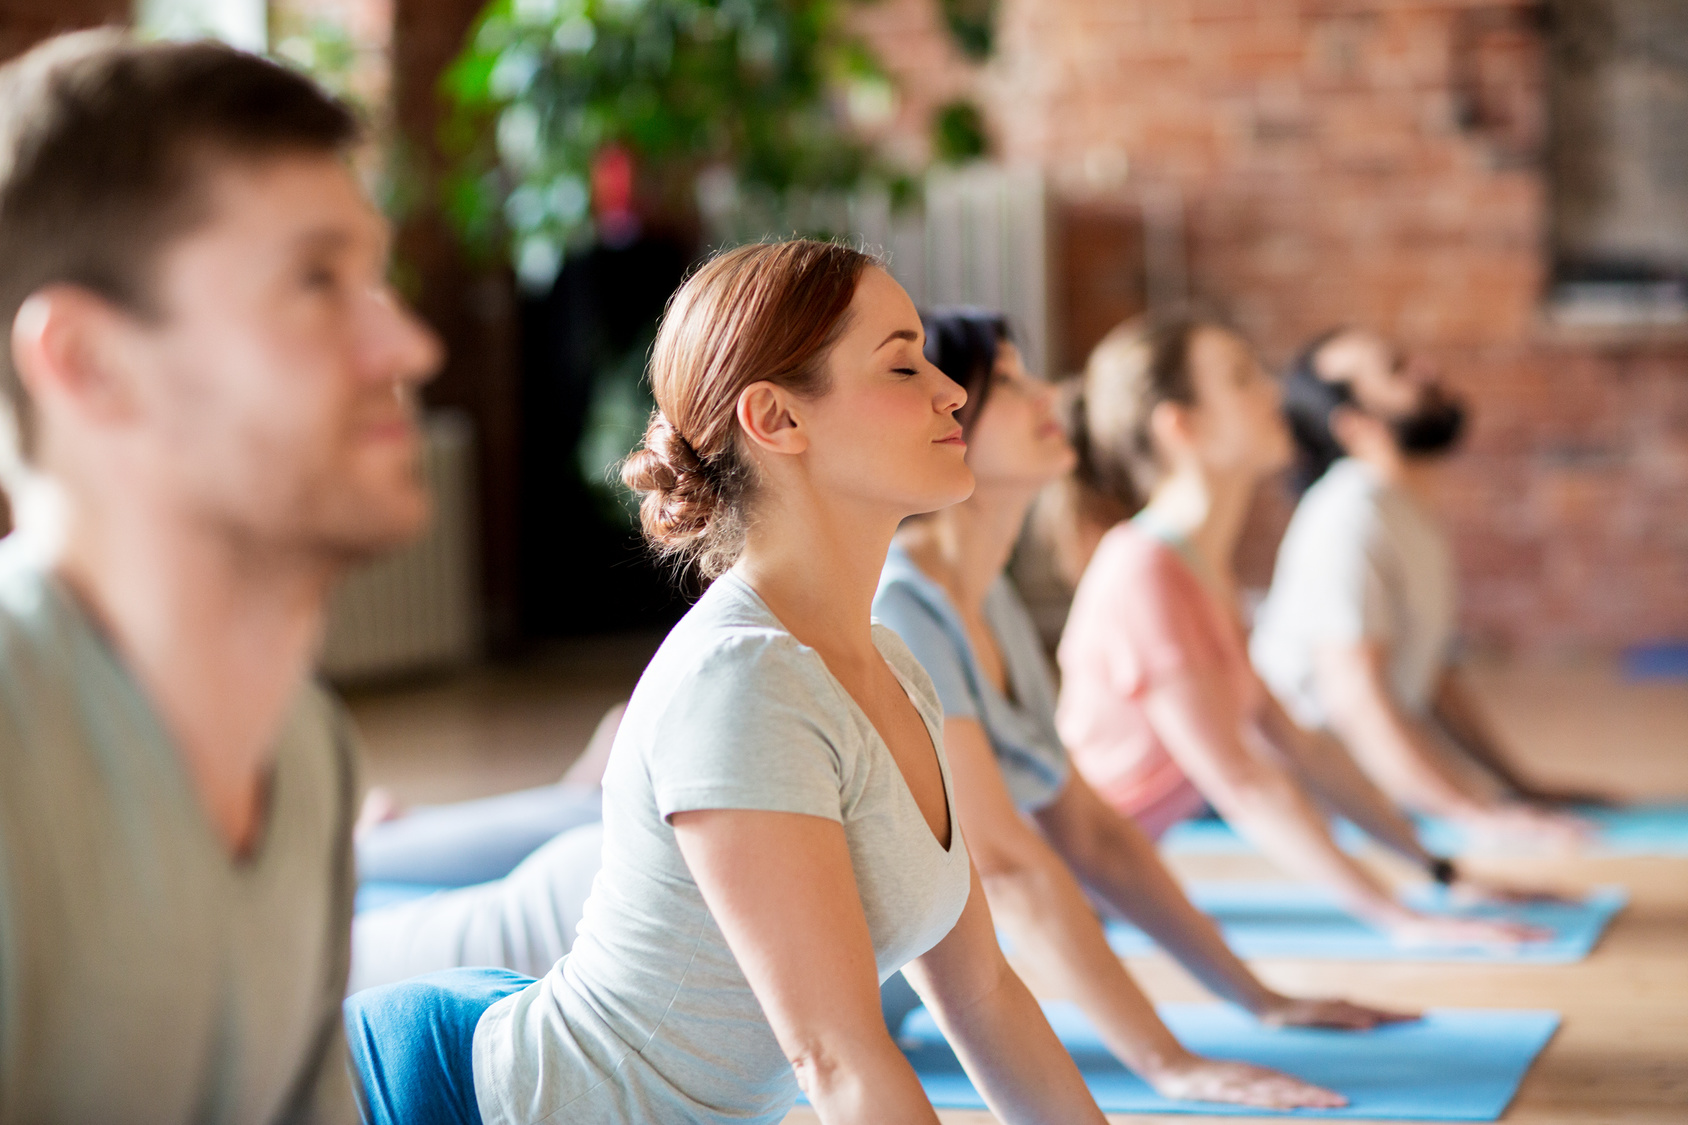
left=1146, top=399, right=1194, bottom=461
left=735, top=381, right=810, bottom=458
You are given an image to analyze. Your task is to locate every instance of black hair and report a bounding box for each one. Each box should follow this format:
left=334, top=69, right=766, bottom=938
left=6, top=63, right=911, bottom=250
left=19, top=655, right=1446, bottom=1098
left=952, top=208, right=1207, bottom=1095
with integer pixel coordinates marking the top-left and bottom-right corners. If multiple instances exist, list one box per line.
left=920, top=307, right=1011, bottom=440
left=1280, top=327, right=1355, bottom=493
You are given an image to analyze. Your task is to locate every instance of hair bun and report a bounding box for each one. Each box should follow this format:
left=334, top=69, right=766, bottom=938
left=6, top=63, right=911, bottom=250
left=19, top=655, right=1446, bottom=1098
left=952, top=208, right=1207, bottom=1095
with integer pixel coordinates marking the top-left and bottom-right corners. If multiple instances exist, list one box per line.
left=621, top=412, right=723, bottom=553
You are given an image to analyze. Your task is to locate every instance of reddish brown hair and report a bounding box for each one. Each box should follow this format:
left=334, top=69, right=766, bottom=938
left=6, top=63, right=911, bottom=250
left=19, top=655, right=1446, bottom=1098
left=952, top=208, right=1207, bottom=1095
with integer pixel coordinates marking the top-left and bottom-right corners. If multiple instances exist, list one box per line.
left=621, top=239, right=877, bottom=577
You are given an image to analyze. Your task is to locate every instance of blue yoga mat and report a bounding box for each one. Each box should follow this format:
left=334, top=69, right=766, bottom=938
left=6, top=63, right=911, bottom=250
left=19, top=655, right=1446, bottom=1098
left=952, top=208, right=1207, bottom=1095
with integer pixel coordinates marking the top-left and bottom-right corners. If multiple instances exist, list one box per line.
left=355, top=880, right=454, bottom=913
left=1160, top=804, right=1688, bottom=856
left=1103, top=882, right=1625, bottom=963
left=897, top=1001, right=1559, bottom=1119
left=1622, top=640, right=1688, bottom=681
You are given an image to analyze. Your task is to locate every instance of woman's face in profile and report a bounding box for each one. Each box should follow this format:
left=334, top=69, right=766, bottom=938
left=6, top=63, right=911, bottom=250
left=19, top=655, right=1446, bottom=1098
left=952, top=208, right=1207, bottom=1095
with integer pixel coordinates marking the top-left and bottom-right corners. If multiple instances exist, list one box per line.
left=1184, top=326, right=1293, bottom=476
left=794, top=267, right=976, bottom=518
left=963, top=342, right=1076, bottom=491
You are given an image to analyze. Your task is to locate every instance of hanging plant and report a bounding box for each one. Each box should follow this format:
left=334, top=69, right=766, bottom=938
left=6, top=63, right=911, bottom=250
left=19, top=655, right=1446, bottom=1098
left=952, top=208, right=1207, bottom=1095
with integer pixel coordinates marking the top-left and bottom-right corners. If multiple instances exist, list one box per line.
left=441, top=0, right=897, bottom=289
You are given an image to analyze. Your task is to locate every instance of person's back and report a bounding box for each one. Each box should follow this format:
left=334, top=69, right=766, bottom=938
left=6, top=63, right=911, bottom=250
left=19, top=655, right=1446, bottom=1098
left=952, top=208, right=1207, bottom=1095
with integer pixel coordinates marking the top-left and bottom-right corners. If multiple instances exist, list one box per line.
left=472, top=571, right=969, bottom=1124
left=1057, top=519, right=1252, bottom=835
left=1250, top=456, right=1456, bottom=731
left=0, top=30, right=441, bottom=1121
left=0, top=538, right=357, bottom=1123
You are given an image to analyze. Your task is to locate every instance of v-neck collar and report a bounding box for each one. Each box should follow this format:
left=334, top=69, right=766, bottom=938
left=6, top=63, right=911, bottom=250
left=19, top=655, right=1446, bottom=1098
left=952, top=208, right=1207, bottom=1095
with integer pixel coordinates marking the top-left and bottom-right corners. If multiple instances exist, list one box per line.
left=717, top=570, right=961, bottom=857
left=42, top=563, right=295, bottom=874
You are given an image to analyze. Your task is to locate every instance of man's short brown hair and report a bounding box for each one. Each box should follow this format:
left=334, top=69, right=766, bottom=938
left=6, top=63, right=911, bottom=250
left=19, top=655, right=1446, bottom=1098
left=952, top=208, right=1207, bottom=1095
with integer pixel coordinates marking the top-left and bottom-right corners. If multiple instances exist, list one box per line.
left=0, top=29, right=360, bottom=468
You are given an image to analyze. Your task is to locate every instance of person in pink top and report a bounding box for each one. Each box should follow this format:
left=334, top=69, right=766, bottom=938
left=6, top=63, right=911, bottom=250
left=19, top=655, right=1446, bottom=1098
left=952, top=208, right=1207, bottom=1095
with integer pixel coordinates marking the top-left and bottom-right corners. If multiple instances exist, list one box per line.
left=1054, top=316, right=1546, bottom=947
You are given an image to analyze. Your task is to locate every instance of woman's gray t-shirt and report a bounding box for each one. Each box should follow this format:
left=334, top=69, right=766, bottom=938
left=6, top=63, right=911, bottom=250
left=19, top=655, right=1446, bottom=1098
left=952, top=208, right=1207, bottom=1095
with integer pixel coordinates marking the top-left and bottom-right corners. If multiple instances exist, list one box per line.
left=874, top=543, right=1071, bottom=813
left=471, top=570, right=972, bottom=1125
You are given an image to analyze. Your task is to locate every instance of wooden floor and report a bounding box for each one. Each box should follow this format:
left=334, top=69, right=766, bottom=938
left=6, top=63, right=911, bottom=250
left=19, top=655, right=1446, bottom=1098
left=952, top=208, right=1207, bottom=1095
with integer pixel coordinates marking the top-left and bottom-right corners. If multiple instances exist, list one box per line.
left=350, top=654, right=1688, bottom=1123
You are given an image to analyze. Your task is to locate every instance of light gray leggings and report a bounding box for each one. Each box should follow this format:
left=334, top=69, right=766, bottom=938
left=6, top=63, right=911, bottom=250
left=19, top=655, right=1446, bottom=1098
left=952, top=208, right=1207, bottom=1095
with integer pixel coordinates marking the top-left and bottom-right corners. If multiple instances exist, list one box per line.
left=350, top=820, right=606, bottom=992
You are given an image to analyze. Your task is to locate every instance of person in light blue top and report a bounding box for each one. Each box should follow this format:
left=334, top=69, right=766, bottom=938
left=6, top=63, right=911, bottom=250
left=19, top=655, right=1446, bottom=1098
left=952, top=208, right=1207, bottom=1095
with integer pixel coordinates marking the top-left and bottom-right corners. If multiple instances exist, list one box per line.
left=874, top=309, right=1413, bottom=1111
left=877, top=542, right=1068, bottom=812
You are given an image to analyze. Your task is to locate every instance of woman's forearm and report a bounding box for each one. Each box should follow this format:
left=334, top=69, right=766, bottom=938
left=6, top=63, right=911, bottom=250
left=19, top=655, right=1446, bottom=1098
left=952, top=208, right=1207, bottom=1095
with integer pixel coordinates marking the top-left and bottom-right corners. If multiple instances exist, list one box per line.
left=1036, top=786, right=1277, bottom=1015
left=793, top=1035, right=941, bottom=1125
left=913, top=946, right=1109, bottom=1125
left=1213, top=767, right=1412, bottom=928
left=980, top=847, right=1195, bottom=1078
left=1256, top=704, right=1431, bottom=867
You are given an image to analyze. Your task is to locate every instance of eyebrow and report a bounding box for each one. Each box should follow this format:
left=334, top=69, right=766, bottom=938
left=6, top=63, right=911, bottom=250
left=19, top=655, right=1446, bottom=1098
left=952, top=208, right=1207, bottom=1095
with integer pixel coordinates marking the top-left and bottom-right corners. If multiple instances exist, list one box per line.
left=875, top=328, right=921, bottom=351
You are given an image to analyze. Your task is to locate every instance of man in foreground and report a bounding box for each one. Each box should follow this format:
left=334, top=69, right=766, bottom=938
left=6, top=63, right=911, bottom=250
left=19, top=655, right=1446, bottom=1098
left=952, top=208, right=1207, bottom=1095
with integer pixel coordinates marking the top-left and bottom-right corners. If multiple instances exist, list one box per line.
left=0, top=31, right=439, bottom=1122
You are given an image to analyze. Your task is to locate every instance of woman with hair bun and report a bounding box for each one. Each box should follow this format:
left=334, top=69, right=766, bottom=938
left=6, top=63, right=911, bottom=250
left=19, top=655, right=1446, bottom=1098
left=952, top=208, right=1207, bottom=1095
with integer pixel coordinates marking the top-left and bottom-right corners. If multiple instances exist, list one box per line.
left=345, top=240, right=1108, bottom=1125
left=1053, top=316, right=1545, bottom=948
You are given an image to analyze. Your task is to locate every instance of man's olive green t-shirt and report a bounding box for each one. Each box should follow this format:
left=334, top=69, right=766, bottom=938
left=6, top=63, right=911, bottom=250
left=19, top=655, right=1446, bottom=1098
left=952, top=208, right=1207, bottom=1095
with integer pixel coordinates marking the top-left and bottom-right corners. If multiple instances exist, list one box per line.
left=0, top=538, right=361, bottom=1124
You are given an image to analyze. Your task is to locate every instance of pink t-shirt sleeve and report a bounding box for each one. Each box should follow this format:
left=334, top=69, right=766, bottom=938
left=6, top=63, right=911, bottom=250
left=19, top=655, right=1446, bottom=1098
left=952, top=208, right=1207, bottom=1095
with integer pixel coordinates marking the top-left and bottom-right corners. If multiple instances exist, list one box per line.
left=1058, top=526, right=1238, bottom=825
left=1087, top=532, right=1229, bottom=698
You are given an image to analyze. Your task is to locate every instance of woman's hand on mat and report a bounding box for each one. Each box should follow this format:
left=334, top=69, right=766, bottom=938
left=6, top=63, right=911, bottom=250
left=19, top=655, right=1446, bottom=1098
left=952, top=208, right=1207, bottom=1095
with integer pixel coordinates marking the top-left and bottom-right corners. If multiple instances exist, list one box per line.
left=1147, top=1054, right=1347, bottom=1109
left=1389, top=912, right=1550, bottom=947
left=1449, top=875, right=1574, bottom=907
left=1256, top=994, right=1418, bottom=1031
left=1468, top=805, right=1591, bottom=852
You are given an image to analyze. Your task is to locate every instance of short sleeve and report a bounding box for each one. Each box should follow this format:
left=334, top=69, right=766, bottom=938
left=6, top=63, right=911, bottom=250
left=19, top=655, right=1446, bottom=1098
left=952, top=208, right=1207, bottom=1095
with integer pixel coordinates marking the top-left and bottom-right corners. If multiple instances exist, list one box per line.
left=871, top=582, right=980, bottom=723
left=1289, top=501, right=1393, bottom=648
left=646, top=634, right=848, bottom=824
left=1082, top=535, right=1230, bottom=699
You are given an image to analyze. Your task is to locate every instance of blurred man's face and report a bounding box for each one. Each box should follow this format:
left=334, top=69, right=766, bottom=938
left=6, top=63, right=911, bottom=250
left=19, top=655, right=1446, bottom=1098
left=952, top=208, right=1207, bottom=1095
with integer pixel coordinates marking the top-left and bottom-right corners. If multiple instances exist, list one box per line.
left=123, top=151, right=442, bottom=563
left=1315, top=330, right=1430, bottom=415
left=1315, top=329, right=1464, bottom=457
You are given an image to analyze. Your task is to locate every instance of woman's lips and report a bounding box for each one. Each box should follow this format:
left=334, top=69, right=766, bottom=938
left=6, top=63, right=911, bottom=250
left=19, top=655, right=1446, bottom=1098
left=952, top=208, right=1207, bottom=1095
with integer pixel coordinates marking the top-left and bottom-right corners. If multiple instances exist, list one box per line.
left=935, top=428, right=966, bottom=446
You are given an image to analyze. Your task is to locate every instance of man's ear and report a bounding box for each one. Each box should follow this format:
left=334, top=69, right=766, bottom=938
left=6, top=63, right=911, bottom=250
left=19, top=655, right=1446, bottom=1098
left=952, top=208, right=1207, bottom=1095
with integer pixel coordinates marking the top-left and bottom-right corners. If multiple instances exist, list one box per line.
left=11, top=285, right=139, bottom=428
left=1328, top=403, right=1376, bottom=455
left=735, top=381, right=810, bottom=457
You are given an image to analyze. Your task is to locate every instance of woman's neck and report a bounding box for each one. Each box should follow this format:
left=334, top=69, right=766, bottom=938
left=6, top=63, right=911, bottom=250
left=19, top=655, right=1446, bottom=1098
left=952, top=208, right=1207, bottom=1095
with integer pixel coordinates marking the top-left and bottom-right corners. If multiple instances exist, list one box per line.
left=734, top=490, right=903, bottom=667
left=1140, top=461, right=1259, bottom=607
left=897, top=483, right=1035, bottom=617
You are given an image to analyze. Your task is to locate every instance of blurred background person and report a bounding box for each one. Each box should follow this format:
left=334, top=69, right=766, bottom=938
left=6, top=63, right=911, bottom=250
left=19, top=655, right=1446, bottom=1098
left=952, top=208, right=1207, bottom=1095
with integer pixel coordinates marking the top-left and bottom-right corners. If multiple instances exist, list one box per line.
left=0, top=31, right=439, bottom=1122
left=877, top=307, right=1405, bottom=1109
left=1053, top=316, right=1543, bottom=945
left=1252, top=329, right=1614, bottom=849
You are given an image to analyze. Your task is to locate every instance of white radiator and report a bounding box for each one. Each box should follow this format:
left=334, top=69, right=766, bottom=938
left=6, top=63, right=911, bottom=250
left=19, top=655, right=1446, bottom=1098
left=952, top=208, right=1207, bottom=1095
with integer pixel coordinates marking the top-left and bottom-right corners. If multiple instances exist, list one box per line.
left=699, top=165, right=1052, bottom=380
left=319, top=410, right=480, bottom=681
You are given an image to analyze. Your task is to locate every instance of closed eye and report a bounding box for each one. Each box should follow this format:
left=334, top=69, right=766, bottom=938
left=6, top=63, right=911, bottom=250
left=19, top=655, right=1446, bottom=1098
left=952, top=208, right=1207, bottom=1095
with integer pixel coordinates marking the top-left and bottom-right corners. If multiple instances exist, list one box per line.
left=894, top=367, right=919, bottom=376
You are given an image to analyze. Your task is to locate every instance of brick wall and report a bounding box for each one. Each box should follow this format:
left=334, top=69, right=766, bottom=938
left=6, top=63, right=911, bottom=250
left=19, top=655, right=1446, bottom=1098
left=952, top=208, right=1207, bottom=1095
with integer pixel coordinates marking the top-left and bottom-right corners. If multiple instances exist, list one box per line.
left=857, top=0, right=1688, bottom=653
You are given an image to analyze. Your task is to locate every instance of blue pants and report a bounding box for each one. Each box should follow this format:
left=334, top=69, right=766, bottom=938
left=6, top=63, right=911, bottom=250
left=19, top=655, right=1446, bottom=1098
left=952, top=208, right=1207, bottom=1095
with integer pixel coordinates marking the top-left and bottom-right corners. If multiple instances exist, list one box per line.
left=344, top=967, right=535, bottom=1125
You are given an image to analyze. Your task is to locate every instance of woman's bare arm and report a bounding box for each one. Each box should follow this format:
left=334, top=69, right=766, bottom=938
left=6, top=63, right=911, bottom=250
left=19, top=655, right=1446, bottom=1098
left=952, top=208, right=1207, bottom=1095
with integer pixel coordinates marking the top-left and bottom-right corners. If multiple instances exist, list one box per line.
left=672, top=808, right=940, bottom=1125
left=899, top=863, right=1111, bottom=1125
left=1032, top=764, right=1409, bottom=1031
left=1146, top=668, right=1541, bottom=945
left=945, top=719, right=1359, bottom=1106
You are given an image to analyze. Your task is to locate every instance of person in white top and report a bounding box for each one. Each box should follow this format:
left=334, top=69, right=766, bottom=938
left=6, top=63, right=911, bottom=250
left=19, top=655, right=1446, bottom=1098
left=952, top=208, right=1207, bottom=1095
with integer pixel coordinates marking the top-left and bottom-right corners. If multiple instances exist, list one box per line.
left=1251, top=328, right=1607, bottom=849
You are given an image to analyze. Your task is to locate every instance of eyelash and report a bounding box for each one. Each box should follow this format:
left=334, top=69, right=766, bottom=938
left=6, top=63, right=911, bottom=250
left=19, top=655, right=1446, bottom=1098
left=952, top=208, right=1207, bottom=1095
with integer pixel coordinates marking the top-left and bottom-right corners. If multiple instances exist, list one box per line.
left=894, top=367, right=919, bottom=376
